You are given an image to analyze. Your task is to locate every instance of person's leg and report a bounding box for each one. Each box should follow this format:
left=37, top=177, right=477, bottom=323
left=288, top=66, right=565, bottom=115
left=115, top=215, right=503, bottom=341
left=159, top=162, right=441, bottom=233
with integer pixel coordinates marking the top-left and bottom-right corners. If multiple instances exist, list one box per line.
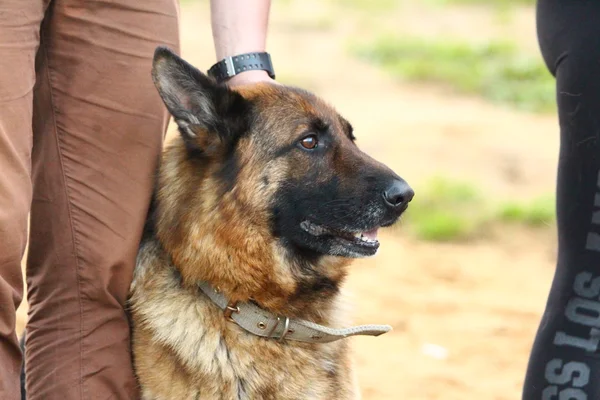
left=0, top=2, right=47, bottom=399
left=25, top=0, right=179, bottom=398
left=523, top=0, right=600, bottom=398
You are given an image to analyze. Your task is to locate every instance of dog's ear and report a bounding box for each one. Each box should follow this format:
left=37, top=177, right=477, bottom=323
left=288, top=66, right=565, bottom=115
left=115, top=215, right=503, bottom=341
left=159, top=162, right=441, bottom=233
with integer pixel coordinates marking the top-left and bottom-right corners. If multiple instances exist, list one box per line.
left=151, top=46, right=250, bottom=153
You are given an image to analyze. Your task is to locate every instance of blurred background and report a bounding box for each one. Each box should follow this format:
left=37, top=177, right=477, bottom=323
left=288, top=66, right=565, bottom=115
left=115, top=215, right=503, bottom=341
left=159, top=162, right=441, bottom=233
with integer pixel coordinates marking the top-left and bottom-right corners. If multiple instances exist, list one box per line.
left=18, top=0, right=560, bottom=398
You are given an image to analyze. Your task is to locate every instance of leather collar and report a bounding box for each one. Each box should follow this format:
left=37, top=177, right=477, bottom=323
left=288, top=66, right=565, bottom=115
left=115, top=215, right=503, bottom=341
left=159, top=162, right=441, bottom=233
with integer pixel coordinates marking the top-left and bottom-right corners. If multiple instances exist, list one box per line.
left=198, top=281, right=392, bottom=343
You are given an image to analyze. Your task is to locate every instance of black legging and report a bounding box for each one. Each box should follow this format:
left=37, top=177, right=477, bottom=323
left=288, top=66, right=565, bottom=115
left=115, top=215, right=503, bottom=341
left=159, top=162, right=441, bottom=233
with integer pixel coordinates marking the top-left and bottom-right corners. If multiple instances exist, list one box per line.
left=523, top=1, right=600, bottom=398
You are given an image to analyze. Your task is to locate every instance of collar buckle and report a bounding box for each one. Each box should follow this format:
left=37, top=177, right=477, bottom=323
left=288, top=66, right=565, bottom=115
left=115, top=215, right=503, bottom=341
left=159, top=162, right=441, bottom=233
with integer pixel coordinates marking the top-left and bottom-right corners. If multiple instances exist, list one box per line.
left=223, top=301, right=240, bottom=322
left=266, top=316, right=291, bottom=341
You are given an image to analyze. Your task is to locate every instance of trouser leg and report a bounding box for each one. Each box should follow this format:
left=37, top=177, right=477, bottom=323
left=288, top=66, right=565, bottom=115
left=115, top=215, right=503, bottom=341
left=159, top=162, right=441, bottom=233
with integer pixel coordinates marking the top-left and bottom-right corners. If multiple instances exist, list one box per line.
left=0, top=1, right=47, bottom=398
left=25, top=0, right=179, bottom=398
left=523, top=1, right=600, bottom=398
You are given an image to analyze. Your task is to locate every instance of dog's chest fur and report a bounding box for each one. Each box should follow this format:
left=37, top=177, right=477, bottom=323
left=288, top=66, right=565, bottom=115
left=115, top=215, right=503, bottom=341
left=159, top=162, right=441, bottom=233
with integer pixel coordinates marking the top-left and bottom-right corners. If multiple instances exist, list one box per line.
left=129, top=240, right=358, bottom=400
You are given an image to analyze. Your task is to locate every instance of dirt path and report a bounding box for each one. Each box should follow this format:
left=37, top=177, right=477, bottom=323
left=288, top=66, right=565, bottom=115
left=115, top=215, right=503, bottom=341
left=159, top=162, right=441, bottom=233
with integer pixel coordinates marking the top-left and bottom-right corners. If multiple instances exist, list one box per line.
left=17, top=2, right=559, bottom=399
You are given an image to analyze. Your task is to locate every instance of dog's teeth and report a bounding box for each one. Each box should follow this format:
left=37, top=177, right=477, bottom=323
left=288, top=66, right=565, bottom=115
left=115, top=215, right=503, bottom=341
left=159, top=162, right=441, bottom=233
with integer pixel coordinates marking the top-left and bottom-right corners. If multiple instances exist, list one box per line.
left=354, top=232, right=378, bottom=243
left=357, top=233, right=377, bottom=244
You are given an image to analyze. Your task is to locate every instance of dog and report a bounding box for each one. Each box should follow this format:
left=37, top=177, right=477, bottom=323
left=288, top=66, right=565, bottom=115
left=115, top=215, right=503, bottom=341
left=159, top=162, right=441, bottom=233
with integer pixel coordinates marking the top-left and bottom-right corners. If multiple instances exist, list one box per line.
left=128, top=47, right=414, bottom=400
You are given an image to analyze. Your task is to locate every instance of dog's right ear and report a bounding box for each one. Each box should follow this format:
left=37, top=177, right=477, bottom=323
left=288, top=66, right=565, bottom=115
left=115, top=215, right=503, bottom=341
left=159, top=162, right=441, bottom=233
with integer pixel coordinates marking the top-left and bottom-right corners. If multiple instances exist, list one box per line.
left=151, top=47, right=250, bottom=153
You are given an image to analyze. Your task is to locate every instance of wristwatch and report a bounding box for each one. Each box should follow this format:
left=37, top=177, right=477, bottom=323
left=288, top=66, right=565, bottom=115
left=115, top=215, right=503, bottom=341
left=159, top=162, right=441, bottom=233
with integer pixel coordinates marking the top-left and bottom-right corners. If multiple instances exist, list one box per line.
left=207, top=52, right=275, bottom=84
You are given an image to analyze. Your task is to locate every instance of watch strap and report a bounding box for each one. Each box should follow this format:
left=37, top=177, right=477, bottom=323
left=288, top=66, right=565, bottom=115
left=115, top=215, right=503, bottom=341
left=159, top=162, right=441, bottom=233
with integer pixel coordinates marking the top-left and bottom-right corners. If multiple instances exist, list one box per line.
left=207, top=52, right=275, bottom=84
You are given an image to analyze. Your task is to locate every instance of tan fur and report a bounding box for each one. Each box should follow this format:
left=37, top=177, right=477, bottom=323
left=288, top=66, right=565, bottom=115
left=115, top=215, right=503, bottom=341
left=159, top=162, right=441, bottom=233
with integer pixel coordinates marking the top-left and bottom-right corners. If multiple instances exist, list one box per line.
left=130, top=240, right=356, bottom=400
left=129, top=83, right=371, bottom=400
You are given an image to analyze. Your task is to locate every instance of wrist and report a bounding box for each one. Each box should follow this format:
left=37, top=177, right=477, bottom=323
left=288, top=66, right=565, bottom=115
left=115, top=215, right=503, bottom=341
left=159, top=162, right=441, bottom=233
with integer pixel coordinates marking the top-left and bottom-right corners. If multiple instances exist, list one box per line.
left=226, top=70, right=275, bottom=87
left=210, top=0, right=271, bottom=61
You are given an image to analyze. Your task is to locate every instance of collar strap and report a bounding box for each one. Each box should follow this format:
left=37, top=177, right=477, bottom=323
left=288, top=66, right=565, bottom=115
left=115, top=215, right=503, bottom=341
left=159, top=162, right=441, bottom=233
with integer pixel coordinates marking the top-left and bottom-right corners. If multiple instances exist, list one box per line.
left=198, top=282, right=392, bottom=344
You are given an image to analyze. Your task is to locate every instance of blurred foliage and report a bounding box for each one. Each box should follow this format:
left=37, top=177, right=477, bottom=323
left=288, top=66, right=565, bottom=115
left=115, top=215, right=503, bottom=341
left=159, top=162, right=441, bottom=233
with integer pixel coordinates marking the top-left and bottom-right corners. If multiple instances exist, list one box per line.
left=352, top=38, right=555, bottom=113
left=403, top=177, right=486, bottom=242
left=403, top=177, right=555, bottom=242
left=497, top=196, right=555, bottom=227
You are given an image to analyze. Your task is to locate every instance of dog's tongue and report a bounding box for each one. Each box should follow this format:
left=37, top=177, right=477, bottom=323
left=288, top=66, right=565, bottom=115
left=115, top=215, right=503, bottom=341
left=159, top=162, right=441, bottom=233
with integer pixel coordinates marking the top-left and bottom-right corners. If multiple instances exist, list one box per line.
left=363, top=228, right=379, bottom=241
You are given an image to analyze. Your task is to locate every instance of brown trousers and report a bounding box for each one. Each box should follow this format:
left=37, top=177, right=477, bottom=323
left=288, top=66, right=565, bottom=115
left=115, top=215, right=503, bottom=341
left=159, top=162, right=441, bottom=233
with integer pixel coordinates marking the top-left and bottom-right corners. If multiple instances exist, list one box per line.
left=0, top=1, right=179, bottom=398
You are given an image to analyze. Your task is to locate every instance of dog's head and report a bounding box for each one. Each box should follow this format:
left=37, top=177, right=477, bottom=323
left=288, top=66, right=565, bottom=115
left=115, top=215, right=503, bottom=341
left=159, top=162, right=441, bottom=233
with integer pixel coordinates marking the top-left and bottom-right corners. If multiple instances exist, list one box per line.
left=151, top=48, right=412, bottom=308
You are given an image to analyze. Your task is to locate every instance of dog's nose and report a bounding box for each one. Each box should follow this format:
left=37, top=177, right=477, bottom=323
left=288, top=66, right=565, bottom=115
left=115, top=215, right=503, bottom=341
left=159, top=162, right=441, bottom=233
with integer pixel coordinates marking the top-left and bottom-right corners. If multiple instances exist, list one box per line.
left=383, top=180, right=414, bottom=209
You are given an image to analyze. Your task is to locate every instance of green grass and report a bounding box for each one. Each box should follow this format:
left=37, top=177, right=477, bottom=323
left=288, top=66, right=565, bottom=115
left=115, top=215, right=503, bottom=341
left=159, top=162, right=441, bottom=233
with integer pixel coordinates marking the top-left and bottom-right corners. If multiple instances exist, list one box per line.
left=403, top=177, right=556, bottom=242
left=404, top=177, right=486, bottom=241
left=497, top=196, right=555, bottom=227
left=352, top=37, right=555, bottom=113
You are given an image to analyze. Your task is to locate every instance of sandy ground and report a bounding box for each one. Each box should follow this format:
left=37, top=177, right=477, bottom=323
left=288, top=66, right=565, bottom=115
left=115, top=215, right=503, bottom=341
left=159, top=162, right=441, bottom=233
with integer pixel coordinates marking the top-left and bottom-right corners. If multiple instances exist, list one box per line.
left=17, top=1, right=560, bottom=399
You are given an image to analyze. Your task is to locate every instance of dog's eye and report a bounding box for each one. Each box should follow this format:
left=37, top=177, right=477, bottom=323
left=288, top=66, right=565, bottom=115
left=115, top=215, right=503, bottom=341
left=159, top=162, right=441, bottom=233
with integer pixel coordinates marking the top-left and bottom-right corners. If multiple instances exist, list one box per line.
left=300, top=135, right=318, bottom=150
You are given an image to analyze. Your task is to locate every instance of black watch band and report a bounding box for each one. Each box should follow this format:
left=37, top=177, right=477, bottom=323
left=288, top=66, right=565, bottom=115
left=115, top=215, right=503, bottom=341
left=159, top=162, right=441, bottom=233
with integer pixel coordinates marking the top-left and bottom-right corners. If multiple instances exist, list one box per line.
left=207, top=52, right=275, bottom=84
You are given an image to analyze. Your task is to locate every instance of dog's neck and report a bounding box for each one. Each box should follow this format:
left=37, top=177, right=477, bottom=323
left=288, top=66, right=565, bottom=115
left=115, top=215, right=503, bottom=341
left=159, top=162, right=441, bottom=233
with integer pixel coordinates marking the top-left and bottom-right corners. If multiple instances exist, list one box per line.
left=150, top=209, right=350, bottom=322
left=152, top=146, right=353, bottom=321
left=166, top=239, right=350, bottom=322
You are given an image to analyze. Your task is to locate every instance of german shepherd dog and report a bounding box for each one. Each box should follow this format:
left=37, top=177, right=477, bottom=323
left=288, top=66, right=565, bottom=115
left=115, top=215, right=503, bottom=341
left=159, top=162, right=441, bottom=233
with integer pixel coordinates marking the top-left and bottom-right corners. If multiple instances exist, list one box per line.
left=129, top=47, right=414, bottom=400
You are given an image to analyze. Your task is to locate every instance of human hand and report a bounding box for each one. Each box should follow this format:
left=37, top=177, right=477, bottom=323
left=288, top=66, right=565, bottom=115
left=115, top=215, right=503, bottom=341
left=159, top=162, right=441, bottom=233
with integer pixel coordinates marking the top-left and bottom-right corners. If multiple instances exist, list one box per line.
left=226, top=70, right=279, bottom=88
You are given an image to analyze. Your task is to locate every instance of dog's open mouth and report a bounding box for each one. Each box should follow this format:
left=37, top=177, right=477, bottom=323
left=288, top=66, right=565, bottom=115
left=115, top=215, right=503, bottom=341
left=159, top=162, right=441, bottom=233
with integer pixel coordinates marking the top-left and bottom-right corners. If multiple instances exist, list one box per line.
left=300, top=220, right=380, bottom=252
